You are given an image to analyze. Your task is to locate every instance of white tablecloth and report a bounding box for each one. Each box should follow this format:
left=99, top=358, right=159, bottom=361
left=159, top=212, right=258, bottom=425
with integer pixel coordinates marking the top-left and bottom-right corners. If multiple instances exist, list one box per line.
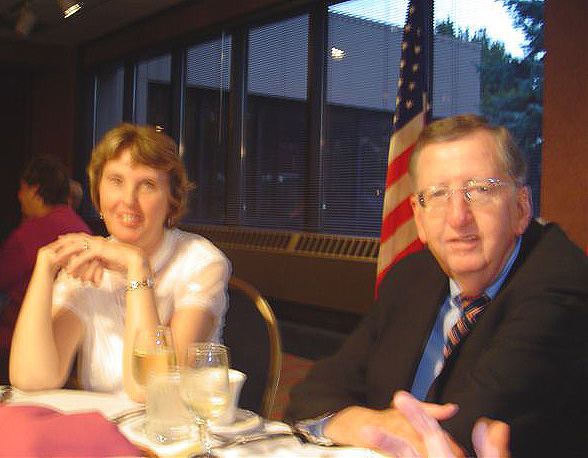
left=9, top=387, right=139, bottom=418
left=7, top=388, right=384, bottom=458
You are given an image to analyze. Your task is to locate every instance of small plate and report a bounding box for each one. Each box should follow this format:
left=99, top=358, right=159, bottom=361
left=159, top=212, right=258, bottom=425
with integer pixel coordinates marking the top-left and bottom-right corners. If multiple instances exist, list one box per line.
left=120, top=415, right=203, bottom=457
left=209, top=409, right=262, bottom=435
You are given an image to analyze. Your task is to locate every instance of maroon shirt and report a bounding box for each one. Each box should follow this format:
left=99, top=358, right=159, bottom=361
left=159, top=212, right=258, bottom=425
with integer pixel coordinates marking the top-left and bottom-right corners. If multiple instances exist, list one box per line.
left=0, top=205, right=91, bottom=347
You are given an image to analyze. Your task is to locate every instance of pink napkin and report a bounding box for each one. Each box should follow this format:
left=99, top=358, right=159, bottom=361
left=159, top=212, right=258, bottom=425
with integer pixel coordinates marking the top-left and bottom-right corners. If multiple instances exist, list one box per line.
left=0, top=404, right=142, bottom=456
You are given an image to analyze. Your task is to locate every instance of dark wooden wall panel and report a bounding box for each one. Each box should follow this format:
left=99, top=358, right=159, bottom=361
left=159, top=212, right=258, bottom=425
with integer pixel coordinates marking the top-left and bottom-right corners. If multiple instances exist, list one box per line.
left=543, top=0, right=588, bottom=250
left=0, top=42, right=77, bottom=242
left=0, top=72, right=32, bottom=242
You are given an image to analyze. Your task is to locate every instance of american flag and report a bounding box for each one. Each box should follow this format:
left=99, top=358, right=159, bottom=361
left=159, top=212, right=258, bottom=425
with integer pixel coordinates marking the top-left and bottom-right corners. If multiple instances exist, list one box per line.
left=376, top=0, right=428, bottom=294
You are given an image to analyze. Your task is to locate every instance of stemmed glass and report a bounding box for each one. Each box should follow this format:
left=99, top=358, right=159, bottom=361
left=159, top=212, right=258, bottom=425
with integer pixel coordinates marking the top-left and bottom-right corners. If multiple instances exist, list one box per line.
left=180, top=343, right=230, bottom=457
left=132, top=326, right=176, bottom=389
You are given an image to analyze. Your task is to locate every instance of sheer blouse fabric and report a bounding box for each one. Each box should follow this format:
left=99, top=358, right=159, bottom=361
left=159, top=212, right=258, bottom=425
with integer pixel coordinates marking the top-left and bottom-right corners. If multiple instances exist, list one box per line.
left=53, top=229, right=231, bottom=393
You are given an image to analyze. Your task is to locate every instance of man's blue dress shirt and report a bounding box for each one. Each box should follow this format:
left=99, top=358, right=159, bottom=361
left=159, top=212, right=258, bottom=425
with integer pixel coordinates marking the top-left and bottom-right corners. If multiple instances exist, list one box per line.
left=411, top=237, right=522, bottom=400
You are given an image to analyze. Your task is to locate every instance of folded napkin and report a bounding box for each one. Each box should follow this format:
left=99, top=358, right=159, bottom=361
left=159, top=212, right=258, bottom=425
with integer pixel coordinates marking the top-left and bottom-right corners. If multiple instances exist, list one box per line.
left=0, top=404, right=141, bottom=457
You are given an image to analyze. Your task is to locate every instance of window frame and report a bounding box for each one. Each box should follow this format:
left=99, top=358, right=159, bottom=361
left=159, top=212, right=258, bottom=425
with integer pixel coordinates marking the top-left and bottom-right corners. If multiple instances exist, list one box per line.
left=83, top=0, right=542, bottom=235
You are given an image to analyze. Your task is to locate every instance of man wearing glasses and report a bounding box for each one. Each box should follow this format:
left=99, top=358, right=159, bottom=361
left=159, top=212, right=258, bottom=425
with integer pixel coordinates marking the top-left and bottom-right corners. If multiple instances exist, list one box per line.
left=286, top=115, right=588, bottom=457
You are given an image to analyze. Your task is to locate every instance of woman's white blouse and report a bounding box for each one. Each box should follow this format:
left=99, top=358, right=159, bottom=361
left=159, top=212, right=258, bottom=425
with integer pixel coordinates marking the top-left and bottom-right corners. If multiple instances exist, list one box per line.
left=53, top=229, right=231, bottom=393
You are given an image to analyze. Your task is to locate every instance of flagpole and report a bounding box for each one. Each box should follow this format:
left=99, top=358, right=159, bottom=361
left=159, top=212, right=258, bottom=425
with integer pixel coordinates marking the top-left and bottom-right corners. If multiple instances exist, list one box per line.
left=424, top=0, right=434, bottom=122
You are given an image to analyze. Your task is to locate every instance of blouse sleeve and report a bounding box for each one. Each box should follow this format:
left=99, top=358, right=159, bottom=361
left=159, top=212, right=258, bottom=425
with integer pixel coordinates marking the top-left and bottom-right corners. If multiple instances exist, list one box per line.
left=173, top=237, right=231, bottom=320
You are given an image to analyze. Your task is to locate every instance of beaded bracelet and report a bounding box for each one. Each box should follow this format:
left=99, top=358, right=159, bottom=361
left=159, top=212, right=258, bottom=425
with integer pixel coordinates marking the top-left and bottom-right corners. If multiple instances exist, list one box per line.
left=125, top=278, right=155, bottom=292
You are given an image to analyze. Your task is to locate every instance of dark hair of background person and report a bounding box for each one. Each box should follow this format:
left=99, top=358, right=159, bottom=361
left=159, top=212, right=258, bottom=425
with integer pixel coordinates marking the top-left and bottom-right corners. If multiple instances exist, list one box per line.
left=21, top=155, right=70, bottom=206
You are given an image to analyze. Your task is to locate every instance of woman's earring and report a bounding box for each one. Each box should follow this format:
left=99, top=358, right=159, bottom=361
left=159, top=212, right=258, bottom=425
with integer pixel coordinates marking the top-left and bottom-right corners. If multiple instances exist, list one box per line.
left=99, top=213, right=104, bottom=220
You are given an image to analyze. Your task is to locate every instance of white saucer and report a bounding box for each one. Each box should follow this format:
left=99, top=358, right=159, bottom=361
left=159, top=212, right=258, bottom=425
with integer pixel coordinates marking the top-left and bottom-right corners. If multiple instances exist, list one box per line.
left=119, top=416, right=203, bottom=457
left=209, top=409, right=262, bottom=435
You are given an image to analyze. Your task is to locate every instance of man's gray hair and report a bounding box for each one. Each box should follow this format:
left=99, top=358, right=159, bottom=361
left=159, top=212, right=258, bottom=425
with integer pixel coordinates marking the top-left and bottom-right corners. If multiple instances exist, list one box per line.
left=409, top=114, right=527, bottom=187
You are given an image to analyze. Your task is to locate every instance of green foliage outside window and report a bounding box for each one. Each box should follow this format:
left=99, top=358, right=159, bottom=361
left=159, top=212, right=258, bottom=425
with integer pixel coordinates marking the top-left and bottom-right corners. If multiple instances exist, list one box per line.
left=436, top=0, right=543, bottom=215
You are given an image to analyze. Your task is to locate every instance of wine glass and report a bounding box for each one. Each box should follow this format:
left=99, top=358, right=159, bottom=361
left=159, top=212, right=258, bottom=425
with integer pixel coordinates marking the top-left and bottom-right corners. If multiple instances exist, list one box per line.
left=132, top=326, right=176, bottom=390
left=180, top=343, right=230, bottom=457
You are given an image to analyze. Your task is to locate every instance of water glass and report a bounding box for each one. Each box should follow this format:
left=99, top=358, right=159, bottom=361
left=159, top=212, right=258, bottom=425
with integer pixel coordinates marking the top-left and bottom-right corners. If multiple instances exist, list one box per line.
left=145, top=369, right=191, bottom=444
left=180, top=343, right=230, bottom=457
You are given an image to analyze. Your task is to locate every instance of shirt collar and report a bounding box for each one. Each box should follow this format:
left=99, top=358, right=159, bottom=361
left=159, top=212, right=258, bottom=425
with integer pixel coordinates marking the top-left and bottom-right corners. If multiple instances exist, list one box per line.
left=450, top=236, right=522, bottom=306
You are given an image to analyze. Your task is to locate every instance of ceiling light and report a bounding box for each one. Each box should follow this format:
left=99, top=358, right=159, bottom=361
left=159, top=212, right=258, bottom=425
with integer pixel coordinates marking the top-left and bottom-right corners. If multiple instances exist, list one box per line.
left=331, top=47, right=345, bottom=60
left=57, top=0, right=83, bottom=18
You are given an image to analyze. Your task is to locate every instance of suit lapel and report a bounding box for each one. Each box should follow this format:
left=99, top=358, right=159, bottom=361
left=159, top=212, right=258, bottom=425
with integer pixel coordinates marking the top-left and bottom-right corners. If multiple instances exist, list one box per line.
left=376, top=255, right=449, bottom=395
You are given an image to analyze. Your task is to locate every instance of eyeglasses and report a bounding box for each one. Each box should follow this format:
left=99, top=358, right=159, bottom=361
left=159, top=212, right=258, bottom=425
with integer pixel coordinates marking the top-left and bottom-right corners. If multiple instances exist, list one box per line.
left=417, top=178, right=514, bottom=213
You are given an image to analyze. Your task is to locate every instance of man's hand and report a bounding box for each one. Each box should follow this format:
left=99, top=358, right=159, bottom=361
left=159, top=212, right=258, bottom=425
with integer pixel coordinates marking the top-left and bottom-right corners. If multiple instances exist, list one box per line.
left=323, top=394, right=458, bottom=457
left=394, top=391, right=510, bottom=457
left=323, top=391, right=509, bottom=457
left=392, top=391, right=464, bottom=457
left=472, top=417, right=510, bottom=457
left=384, top=391, right=511, bottom=457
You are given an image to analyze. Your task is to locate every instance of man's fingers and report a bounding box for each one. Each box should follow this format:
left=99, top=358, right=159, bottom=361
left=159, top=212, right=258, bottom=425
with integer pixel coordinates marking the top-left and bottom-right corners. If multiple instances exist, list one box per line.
left=393, top=391, right=458, bottom=457
left=472, top=418, right=510, bottom=458
left=361, top=425, right=420, bottom=457
left=393, top=390, right=459, bottom=420
left=394, top=391, right=441, bottom=435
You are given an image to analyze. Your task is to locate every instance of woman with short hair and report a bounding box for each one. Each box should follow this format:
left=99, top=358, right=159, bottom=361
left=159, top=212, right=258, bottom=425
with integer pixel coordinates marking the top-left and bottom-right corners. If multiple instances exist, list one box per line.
left=10, top=124, right=230, bottom=401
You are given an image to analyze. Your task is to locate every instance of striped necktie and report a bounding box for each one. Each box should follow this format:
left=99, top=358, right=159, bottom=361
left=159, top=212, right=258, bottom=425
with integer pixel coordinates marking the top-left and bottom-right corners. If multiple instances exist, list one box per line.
left=444, top=295, right=490, bottom=359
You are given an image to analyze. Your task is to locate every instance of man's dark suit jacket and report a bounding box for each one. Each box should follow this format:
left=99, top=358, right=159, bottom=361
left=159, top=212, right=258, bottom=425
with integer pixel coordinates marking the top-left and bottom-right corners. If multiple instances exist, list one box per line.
left=285, top=220, right=588, bottom=457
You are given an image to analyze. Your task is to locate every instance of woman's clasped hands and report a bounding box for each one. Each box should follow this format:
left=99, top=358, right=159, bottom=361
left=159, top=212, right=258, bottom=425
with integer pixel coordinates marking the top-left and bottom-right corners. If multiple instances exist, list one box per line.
left=41, top=233, right=145, bottom=286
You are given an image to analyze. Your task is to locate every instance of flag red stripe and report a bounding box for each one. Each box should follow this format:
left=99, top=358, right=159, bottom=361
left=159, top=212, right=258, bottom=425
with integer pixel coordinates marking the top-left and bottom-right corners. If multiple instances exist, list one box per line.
left=379, top=196, right=414, bottom=242
left=385, top=144, right=413, bottom=187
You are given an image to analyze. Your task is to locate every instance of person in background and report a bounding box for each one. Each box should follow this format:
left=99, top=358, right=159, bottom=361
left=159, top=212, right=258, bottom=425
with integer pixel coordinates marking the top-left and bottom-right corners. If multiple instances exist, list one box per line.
left=286, top=115, right=588, bottom=457
left=0, top=155, right=91, bottom=384
left=9, top=124, right=231, bottom=401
